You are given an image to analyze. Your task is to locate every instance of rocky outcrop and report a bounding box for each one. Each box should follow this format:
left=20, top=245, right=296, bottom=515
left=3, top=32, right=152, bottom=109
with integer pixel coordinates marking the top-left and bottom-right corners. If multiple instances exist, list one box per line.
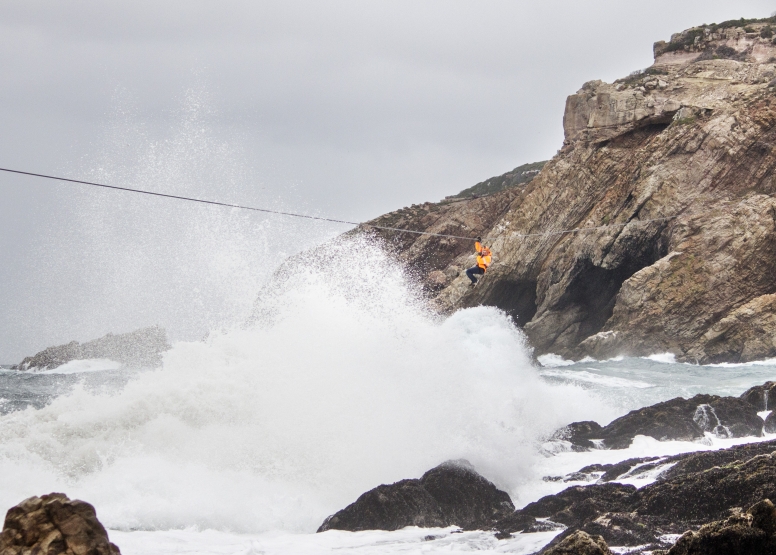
left=497, top=439, right=776, bottom=551
left=15, top=327, right=169, bottom=371
left=317, top=460, right=514, bottom=532
left=359, top=16, right=776, bottom=362
left=667, top=499, right=776, bottom=554
left=542, top=530, right=613, bottom=555
left=550, top=393, right=763, bottom=451
left=741, top=381, right=776, bottom=410
left=0, top=493, right=119, bottom=555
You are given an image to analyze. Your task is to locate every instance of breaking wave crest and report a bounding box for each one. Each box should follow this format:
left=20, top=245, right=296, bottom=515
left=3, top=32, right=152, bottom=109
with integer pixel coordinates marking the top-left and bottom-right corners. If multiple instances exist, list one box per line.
left=0, top=236, right=610, bottom=532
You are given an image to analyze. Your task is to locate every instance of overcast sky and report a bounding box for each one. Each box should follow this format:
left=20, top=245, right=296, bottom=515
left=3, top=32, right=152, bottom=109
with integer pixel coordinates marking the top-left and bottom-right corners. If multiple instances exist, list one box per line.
left=2, top=0, right=774, bottom=362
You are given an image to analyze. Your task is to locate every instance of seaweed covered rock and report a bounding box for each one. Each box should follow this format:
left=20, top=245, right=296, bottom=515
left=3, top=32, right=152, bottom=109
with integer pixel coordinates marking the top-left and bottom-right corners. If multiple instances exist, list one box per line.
left=667, top=499, right=776, bottom=554
left=317, top=460, right=514, bottom=532
left=0, top=493, right=120, bottom=555
left=542, top=530, right=613, bottom=555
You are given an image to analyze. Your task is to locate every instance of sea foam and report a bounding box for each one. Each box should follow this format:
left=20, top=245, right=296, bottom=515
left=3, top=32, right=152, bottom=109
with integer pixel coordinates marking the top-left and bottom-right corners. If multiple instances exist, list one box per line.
left=0, top=236, right=610, bottom=533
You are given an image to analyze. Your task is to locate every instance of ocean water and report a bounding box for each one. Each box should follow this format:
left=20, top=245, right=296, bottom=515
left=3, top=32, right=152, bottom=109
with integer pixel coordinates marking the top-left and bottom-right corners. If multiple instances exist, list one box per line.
left=2, top=236, right=775, bottom=555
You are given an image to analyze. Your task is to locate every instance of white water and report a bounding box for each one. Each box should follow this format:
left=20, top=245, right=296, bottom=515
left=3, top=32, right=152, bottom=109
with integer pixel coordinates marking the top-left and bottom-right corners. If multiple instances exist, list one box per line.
left=3, top=237, right=776, bottom=554
left=0, top=236, right=612, bottom=536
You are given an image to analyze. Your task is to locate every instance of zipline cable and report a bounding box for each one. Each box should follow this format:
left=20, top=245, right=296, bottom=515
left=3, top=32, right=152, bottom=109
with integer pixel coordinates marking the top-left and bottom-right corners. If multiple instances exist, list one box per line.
left=0, top=166, right=676, bottom=241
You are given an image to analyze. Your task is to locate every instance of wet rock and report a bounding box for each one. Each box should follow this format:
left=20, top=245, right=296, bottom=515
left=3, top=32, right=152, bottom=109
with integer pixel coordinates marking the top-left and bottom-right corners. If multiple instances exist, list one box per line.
left=577, top=512, right=660, bottom=548
left=765, top=412, right=776, bottom=433
left=542, top=530, right=613, bottom=555
left=16, top=327, right=169, bottom=371
left=0, top=493, right=120, bottom=555
left=637, top=451, right=776, bottom=523
left=551, top=421, right=604, bottom=451
left=517, top=483, right=637, bottom=528
left=500, top=440, right=776, bottom=551
left=553, top=394, right=762, bottom=451
left=598, top=394, right=762, bottom=449
left=740, top=381, right=776, bottom=411
left=658, top=439, right=776, bottom=481
left=666, top=500, right=776, bottom=554
left=317, top=460, right=514, bottom=532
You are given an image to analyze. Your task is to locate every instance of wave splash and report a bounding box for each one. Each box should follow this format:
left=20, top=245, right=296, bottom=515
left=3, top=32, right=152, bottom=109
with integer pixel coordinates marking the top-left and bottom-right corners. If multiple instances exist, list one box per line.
left=0, top=236, right=609, bottom=532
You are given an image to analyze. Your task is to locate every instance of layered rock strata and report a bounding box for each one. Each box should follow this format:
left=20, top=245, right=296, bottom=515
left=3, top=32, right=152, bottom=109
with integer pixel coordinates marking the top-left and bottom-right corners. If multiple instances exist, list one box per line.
left=361, top=17, right=776, bottom=363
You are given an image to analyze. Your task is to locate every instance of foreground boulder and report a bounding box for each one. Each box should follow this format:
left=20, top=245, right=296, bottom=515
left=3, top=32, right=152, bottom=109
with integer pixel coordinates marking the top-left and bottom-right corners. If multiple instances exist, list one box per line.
left=317, top=460, right=514, bottom=532
left=15, top=326, right=170, bottom=371
left=552, top=393, right=763, bottom=450
left=543, top=530, right=613, bottom=555
left=667, top=499, right=776, bottom=555
left=0, top=493, right=119, bottom=555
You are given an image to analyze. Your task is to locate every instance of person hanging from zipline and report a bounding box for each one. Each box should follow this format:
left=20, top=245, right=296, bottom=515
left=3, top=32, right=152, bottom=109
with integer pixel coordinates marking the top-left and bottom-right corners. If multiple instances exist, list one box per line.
left=466, top=237, right=492, bottom=286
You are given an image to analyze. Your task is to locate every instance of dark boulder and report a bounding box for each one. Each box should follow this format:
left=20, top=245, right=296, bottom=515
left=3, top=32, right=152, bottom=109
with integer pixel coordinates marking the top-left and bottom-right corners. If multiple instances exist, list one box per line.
left=599, top=394, right=762, bottom=449
left=317, top=460, right=514, bottom=532
left=0, top=493, right=120, bottom=555
left=417, top=460, right=514, bottom=529
left=499, top=440, right=776, bottom=550
left=666, top=499, right=776, bottom=555
left=550, top=421, right=604, bottom=451
left=740, top=381, right=776, bottom=411
left=550, top=395, right=762, bottom=452
left=765, top=411, right=776, bottom=434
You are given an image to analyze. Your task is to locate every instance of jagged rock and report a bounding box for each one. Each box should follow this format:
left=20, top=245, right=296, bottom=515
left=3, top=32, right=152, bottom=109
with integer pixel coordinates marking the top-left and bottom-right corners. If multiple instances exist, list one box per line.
left=636, top=451, right=776, bottom=523
left=16, top=327, right=169, bottom=371
left=352, top=18, right=776, bottom=363
left=0, top=493, right=120, bottom=555
left=542, top=530, right=613, bottom=555
left=317, top=460, right=514, bottom=532
left=666, top=499, right=776, bottom=554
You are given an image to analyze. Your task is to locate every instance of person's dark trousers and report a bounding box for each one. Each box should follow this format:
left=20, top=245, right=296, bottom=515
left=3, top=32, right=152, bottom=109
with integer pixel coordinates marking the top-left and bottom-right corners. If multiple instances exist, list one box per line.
left=466, top=266, right=484, bottom=284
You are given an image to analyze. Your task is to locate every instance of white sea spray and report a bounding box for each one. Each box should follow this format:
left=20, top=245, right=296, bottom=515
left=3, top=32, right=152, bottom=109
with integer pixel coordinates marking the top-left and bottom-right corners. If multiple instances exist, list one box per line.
left=0, top=236, right=610, bottom=533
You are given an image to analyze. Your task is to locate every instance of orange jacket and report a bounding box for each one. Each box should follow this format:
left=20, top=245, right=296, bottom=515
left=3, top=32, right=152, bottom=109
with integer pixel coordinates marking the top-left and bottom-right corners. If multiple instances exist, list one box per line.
left=475, top=242, right=492, bottom=271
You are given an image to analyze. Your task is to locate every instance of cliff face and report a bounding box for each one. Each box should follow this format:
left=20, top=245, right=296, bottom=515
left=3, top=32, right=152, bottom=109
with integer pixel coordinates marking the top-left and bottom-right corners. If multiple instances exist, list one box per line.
left=364, top=18, right=776, bottom=363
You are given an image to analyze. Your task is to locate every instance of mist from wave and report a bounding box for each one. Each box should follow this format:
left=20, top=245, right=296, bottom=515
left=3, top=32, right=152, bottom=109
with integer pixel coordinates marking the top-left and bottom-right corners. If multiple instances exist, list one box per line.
left=0, top=236, right=612, bottom=534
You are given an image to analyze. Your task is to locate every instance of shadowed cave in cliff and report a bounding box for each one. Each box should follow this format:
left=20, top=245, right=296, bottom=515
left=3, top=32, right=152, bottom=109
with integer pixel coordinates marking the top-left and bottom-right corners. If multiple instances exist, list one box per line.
left=483, top=279, right=538, bottom=327
left=558, top=248, right=667, bottom=344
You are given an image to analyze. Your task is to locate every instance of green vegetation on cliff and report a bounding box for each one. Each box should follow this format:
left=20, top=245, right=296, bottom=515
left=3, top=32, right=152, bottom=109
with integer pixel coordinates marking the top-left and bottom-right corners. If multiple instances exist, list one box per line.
left=448, top=160, right=547, bottom=199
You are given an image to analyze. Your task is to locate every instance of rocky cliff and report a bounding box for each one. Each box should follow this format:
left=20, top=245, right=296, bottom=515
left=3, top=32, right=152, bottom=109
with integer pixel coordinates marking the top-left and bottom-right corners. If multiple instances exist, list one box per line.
left=363, top=17, right=776, bottom=363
